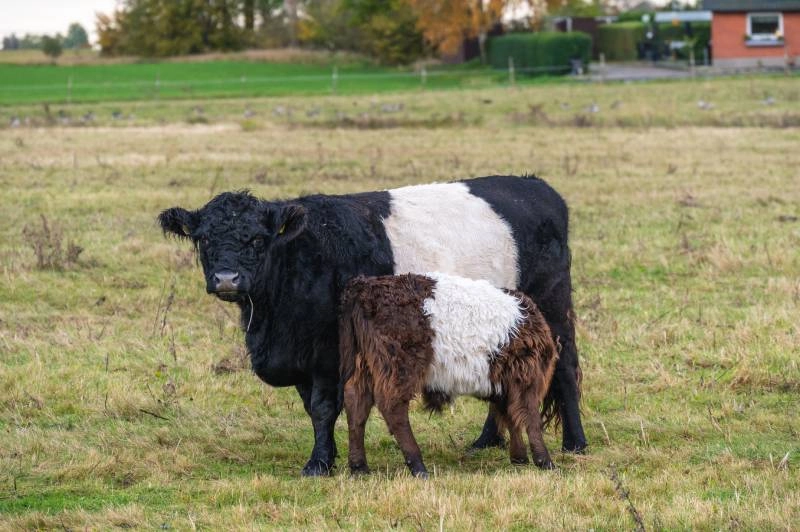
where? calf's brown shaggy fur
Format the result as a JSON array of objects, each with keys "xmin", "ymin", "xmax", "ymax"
[{"xmin": 339, "ymin": 273, "xmax": 559, "ymax": 478}]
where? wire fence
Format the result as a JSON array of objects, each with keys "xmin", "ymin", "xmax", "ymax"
[{"xmin": 0, "ymin": 63, "xmax": 576, "ymax": 104}]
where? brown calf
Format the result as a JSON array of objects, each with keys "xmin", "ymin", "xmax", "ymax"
[{"xmin": 339, "ymin": 272, "xmax": 559, "ymax": 478}]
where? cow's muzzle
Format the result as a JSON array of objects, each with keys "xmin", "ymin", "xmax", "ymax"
[{"xmin": 211, "ymin": 270, "xmax": 243, "ymax": 300}]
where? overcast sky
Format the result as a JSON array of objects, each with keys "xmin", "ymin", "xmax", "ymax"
[{"xmin": 0, "ymin": 0, "xmax": 119, "ymax": 43}]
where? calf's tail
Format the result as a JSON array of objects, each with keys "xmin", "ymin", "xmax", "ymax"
[{"xmin": 337, "ymin": 288, "xmax": 363, "ymax": 412}]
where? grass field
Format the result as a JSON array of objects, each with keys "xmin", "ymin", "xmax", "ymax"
[
  {"xmin": 1, "ymin": 74, "xmax": 799, "ymax": 529},
  {"xmin": 0, "ymin": 54, "xmax": 522, "ymax": 105}
]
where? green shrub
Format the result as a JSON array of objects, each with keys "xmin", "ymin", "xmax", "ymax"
[
  {"xmin": 617, "ymin": 10, "xmax": 653, "ymax": 23},
  {"xmin": 596, "ymin": 22, "xmax": 646, "ymax": 61},
  {"xmin": 488, "ymin": 32, "xmax": 592, "ymax": 75}
]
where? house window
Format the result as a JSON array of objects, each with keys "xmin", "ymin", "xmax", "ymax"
[{"xmin": 747, "ymin": 12, "xmax": 783, "ymax": 41}]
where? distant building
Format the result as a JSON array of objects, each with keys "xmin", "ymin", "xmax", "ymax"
[{"xmin": 705, "ymin": 0, "xmax": 800, "ymax": 68}]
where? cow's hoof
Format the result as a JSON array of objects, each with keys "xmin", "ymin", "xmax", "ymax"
[
  {"xmin": 561, "ymin": 440, "xmax": 587, "ymax": 454},
  {"xmin": 468, "ymin": 434, "xmax": 506, "ymax": 452},
  {"xmin": 349, "ymin": 462, "xmax": 370, "ymax": 476},
  {"xmin": 301, "ymin": 459, "xmax": 333, "ymax": 477}
]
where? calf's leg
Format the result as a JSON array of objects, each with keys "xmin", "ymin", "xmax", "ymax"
[
  {"xmin": 524, "ymin": 391, "xmax": 555, "ymax": 470},
  {"xmin": 343, "ymin": 381, "xmax": 373, "ymax": 475},
  {"xmin": 376, "ymin": 398, "xmax": 428, "ymax": 479},
  {"xmin": 491, "ymin": 404, "xmax": 527, "ymax": 464}
]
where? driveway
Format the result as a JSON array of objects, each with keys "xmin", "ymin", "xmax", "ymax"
[{"xmin": 588, "ymin": 62, "xmax": 693, "ymax": 81}]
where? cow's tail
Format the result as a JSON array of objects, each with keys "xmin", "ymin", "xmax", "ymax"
[{"xmin": 540, "ymin": 328, "xmax": 582, "ymax": 429}]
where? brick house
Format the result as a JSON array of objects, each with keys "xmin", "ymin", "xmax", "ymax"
[{"xmin": 705, "ymin": 0, "xmax": 800, "ymax": 68}]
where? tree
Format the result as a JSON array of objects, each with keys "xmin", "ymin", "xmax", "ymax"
[
  {"xmin": 41, "ymin": 35, "xmax": 63, "ymax": 61},
  {"xmin": 96, "ymin": 0, "xmax": 246, "ymax": 56},
  {"xmin": 405, "ymin": 0, "xmax": 507, "ymax": 63},
  {"xmin": 243, "ymin": 0, "xmax": 255, "ymax": 30},
  {"xmin": 356, "ymin": 0, "xmax": 426, "ymax": 65},
  {"xmin": 2, "ymin": 34, "xmax": 20, "ymax": 50},
  {"xmin": 299, "ymin": 0, "xmax": 362, "ymax": 51},
  {"xmin": 285, "ymin": 0, "xmax": 299, "ymax": 46},
  {"xmin": 18, "ymin": 34, "xmax": 43, "ymax": 49},
  {"xmin": 63, "ymin": 23, "xmax": 89, "ymax": 48},
  {"xmin": 549, "ymin": 0, "xmax": 605, "ymax": 16}
]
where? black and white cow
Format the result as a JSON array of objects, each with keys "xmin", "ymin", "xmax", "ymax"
[{"xmin": 158, "ymin": 175, "xmax": 586, "ymax": 476}]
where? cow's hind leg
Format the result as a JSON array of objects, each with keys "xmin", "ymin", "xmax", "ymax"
[
  {"xmin": 538, "ymin": 273, "xmax": 587, "ymax": 453},
  {"xmin": 377, "ymin": 397, "xmax": 428, "ymax": 479},
  {"xmin": 344, "ymin": 381, "xmax": 373, "ymax": 475}
]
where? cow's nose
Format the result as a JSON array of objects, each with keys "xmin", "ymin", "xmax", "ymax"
[{"xmin": 213, "ymin": 271, "xmax": 240, "ymax": 292}]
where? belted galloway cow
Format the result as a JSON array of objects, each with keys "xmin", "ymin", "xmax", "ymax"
[{"xmin": 158, "ymin": 175, "xmax": 586, "ymax": 476}]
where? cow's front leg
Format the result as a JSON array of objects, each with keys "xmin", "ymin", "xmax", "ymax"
[{"xmin": 300, "ymin": 376, "xmax": 339, "ymax": 477}]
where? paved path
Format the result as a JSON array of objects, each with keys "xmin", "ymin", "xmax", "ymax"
[{"xmin": 587, "ymin": 62, "xmax": 694, "ymax": 81}]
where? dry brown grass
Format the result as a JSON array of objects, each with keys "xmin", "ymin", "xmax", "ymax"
[
  {"xmin": 0, "ymin": 47, "xmax": 366, "ymax": 66},
  {"xmin": 0, "ymin": 80, "xmax": 798, "ymax": 529}
]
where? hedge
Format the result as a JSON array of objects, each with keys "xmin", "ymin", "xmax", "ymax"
[
  {"xmin": 596, "ymin": 22, "xmax": 646, "ymax": 61},
  {"xmin": 488, "ymin": 32, "xmax": 592, "ymax": 75}
]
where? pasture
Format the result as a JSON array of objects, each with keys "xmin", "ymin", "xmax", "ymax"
[
  {"xmin": 0, "ymin": 55, "xmax": 516, "ymax": 105},
  {"xmin": 1, "ymin": 75, "xmax": 799, "ymax": 529}
]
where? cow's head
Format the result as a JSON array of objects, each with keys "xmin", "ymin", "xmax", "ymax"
[{"xmin": 158, "ymin": 191, "xmax": 306, "ymax": 302}]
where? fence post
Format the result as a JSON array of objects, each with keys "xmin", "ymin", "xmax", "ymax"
[
  {"xmin": 155, "ymin": 72, "xmax": 160, "ymax": 100},
  {"xmin": 689, "ymin": 49, "xmax": 696, "ymax": 79},
  {"xmin": 508, "ymin": 56, "xmax": 515, "ymax": 87},
  {"xmin": 332, "ymin": 66, "xmax": 338, "ymax": 94},
  {"xmin": 785, "ymin": 48, "xmax": 791, "ymax": 76},
  {"xmin": 599, "ymin": 53, "xmax": 606, "ymax": 83},
  {"xmin": 67, "ymin": 76, "xmax": 72, "ymax": 104},
  {"xmin": 421, "ymin": 66, "xmax": 427, "ymax": 87},
  {"xmin": 703, "ymin": 47, "xmax": 709, "ymax": 66}
]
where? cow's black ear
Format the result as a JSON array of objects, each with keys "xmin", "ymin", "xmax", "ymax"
[
  {"xmin": 158, "ymin": 207, "xmax": 197, "ymax": 239},
  {"xmin": 266, "ymin": 203, "xmax": 307, "ymax": 244}
]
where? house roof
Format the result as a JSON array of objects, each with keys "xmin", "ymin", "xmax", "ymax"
[
  {"xmin": 704, "ymin": 0, "xmax": 800, "ymax": 11},
  {"xmin": 654, "ymin": 10, "xmax": 712, "ymax": 22}
]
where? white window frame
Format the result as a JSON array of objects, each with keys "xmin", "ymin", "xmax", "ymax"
[{"xmin": 746, "ymin": 12, "xmax": 783, "ymax": 41}]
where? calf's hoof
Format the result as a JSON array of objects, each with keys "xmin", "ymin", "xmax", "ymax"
[
  {"xmin": 412, "ymin": 469, "xmax": 429, "ymax": 480},
  {"xmin": 301, "ymin": 459, "xmax": 334, "ymax": 477},
  {"xmin": 349, "ymin": 462, "xmax": 370, "ymax": 476},
  {"xmin": 535, "ymin": 459, "xmax": 557, "ymax": 471}
]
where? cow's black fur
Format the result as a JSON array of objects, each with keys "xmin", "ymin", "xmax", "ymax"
[
  {"xmin": 467, "ymin": 177, "xmax": 586, "ymax": 452},
  {"xmin": 158, "ymin": 175, "xmax": 586, "ymax": 476}
]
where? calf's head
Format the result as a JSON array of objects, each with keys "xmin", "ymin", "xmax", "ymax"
[{"xmin": 158, "ymin": 191, "xmax": 306, "ymax": 302}]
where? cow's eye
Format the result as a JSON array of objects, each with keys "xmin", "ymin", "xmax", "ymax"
[{"xmin": 252, "ymin": 237, "xmax": 264, "ymax": 248}]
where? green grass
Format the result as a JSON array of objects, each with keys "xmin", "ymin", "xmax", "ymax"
[
  {"xmin": 1, "ymin": 75, "xmax": 799, "ymax": 529},
  {"xmin": 0, "ymin": 59, "xmax": 522, "ymax": 105}
]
